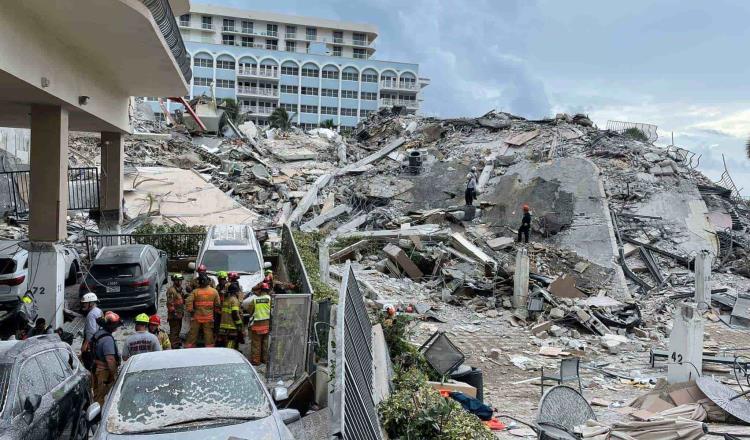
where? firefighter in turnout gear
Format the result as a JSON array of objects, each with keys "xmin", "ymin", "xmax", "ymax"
[
  {"xmin": 148, "ymin": 314, "xmax": 171, "ymax": 350},
  {"xmin": 92, "ymin": 311, "xmax": 122, "ymax": 405},
  {"xmin": 218, "ymin": 283, "xmax": 244, "ymax": 349},
  {"xmin": 184, "ymin": 273, "xmax": 221, "ymax": 348},
  {"xmin": 245, "ymin": 282, "xmax": 272, "ymax": 365},
  {"xmin": 166, "ymin": 273, "xmax": 186, "ymax": 348},
  {"xmin": 188, "ymin": 264, "xmax": 216, "ymax": 291}
]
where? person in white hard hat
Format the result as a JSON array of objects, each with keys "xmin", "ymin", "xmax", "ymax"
[{"xmin": 80, "ymin": 292, "xmax": 102, "ymax": 371}]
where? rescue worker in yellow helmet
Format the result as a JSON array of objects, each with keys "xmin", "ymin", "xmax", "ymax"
[
  {"xmin": 218, "ymin": 283, "xmax": 244, "ymax": 349},
  {"xmin": 244, "ymin": 282, "xmax": 272, "ymax": 365},
  {"xmin": 122, "ymin": 313, "xmax": 161, "ymax": 362}
]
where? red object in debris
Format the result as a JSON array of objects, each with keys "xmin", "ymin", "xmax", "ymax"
[
  {"xmin": 386, "ymin": 307, "xmax": 396, "ymax": 317},
  {"xmin": 484, "ymin": 418, "xmax": 506, "ymax": 431},
  {"xmin": 438, "ymin": 389, "xmax": 451, "ymax": 398},
  {"xmin": 168, "ymin": 96, "xmax": 207, "ymax": 131},
  {"xmin": 406, "ymin": 305, "xmax": 414, "ymax": 313}
]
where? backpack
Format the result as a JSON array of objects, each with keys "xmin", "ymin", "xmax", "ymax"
[{"xmin": 90, "ymin": 331, "xmax": 120, "ymax": 370}]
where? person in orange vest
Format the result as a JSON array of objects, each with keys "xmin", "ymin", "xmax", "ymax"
[
  {"xmin": 184, "ymin": 273, "xmax": 221, "ymax": 348},
  {"xmin": 244, "ymin": 282, "xmax": 272, "ymax": 365}
]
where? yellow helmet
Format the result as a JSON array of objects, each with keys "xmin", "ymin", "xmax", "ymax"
[{"xmin": 135, "ymin": 313, "xmax": 150, "ymax": 324}]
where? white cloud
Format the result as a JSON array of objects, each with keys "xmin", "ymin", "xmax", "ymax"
[{"xmin": 692, "ymin": 109, "xmax": 750, "ymax": 138}]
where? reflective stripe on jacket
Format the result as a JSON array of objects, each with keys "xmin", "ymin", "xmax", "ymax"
[
  {"xmin": 187, "ymin": 287, "xmax": 221, "ymax": 323},
  {"xmin": 252, "ymin": 294, "xmax": 271, "ymax": 322}
]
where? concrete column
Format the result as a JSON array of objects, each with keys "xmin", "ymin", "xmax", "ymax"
[
  {"xmin": 695, "ymin": 250, "xmax": 712, "ymax": 307},
  {"xmin": 27, "ymin": 105, "xmax": 68, "ymax": 329},
  {"xmin": 29, "ymin": 105, "xmax": 68, "ymax": 242},
  {"xmin": 513, "ymin": 248, "xmax": 529, "ymax": 309},
  {"xmin": 100, "ymin": 131, "xmax": 124, "ymax": 227},
  {"xmin": 668, "ymin": 303, "xmax": 704, "ymax": 383},
  {"xmin": 319, "ymin": 240, "xmax": 330, "ymax": 284}
]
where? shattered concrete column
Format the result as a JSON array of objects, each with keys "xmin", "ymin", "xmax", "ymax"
[
  {"xmin": 319, "ymin": 239, "xmax": 330, "ymax": 284},
  {"xmin": 27, "ymin": 105, "xmax": 68, "ymax": 329},
  {"xmin": 100, "ymin": 131, "xmax": 124, "ymax": 231},
  {"xmin": 513, "ymin": 248, "xmax": 529, "ymax": 310},
  {"xmin": 667, "ymin": 303, "xmax": 704, "ymax": 383},
  {"xmin": 694, "ymin": 250, "xmax": 712, "ymax": 307}
]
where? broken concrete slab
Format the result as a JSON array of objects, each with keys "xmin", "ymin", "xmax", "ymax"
[
  {"xmin": 505, "ymin": 129, "xmax": 540, "ymax": 147},
  {"xmin": 287, "ymin": 173, "xmax": 333, "ymax": 225},
  {"xmin": 331, "ymin": 240, "xmax": 370, "ymax": 262},
  {"xmin": 549, "ymin": 274, "xmax": 586, "ymax": 299},
  {"xmin": 451, "ymin": 233, "xmax": 495, "ymax": 268},
  {"xmin": 337, "ymin": 137, "xmax": 405, "ymax": 176},
  {"xmin": 487, "ymin": 236, "xmax": 514, "ymax": 250},
  {"xmin": 383, "ymin": 243, "xmax": 423, "ymax": 281},
  {"xmin": 272, "ymin": 147, "xmax": 317, "ymax": 162},
  {"xmin": 300, "ymin": 204, "xmax": 352, "ymax": 232}
]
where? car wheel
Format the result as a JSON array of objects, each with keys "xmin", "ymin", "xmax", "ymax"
[
  {"xmin": 65, "ymin": 261, "xmax": 79, "ymax": 286},
  {"xmin": 71, "ymin": 401, "xmax": 89, "ymax": 440}
]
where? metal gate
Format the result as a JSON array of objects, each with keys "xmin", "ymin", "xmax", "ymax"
[
  {"xmin": 85, "ymin": 232, "xmax": 205, "ymax": 260},
  {"xmin": 330, "ymin": 261, "xmax": 382, "ymax": 440},
  {"xmin": 0, "ymin": 167, "xmax": 100, "ymax": 216},
  {"xmin": 266, "ymin": 293, "xmax": 312, "ymax": 384}
]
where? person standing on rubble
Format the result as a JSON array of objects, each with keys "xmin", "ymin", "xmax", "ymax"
[
  {"xmin": 80, "ymin": 292, "xmax": 102, "ymax": 371},
  {"xmin": 465, "ymin": 172, "xmax": 477, "ymax": 206},
  {"xmin": 218, "ymin": 283, "xmax": 244, "ymax": 349},
  {"xmin": 185, "ymin": 273, "xmax": 221, "ymax": 348},
  {"xmin": 92, "ymin": 311, "xmax": 122, "ymax": 406},
  {"xmin": 517, "ymin": 204, "xmax": 532, "ymax": 243},
  {"xmin": 245, "ymin": 282, "xmax": 272, "ymax": 365},
  {"xmin": 166, "ymin": 273, "xmax": 186, "ymax": 348},
  {"xmin": 122, "ymin": 313, "xmax": 162, "ymax": 362}
]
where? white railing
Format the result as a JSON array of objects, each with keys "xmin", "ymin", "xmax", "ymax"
[
  {"xmin": 240, "ymin": 105, "xmax": 274, "ymax": 115},
  {"xmin": 201, "ymin": 23, "xmax": 213, "ymax": 30},
  {"xmin": 380, "ymin": 80, "xmax": 418, "ymax": 90},
  {"xmin": 237, "ymin": 86, "xmax": 279, "ymax": 97},
  {"xmin": 237, "ymin": 67, "xmax": 279, "ymax": 79},
  {"xmin": 380, "ymin": 98, "xmax": 418, "ymax": 108}
]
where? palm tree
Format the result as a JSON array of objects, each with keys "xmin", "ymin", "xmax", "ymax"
[
  {"xmin": 269, "ymin": 108, "xmax": 294, "ymax": 131},
  {"xmin": 321, "ymin": 119, "xmax": 336, "ymax": 129},
  {"xmin": 218, "ymin": 98, "xmax": 247, "ymax": 133}
]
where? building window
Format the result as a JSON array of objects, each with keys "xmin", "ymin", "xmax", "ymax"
[
  {"xmin": 322, "ymin": 70, "xmax": 339, "ymax": 79},
  {"xmin": 400, "ymin": 78, "xmax": 416, "ymax": 89},
  {"xmin": 353, "ymin": 48, "xmax": 367, "ymax": 59},
  {"xmin": 306, "ymin": 27, "xmax": 317, "ymax": 41},
  {"xmin": 266, "ymin": 39, "xmax": 278, "ymax": 50},
  {"xmin": 321, "ymin": 88, "xmax": 338, "ymax": 97},
  {"xmin": 193, "ymin": 58, "xmax": 213, "ymax": 68},
  {"xmin": 280, "ymin": 85, "xmax": 298, "ymax": 94},
  {"xmin": 361, "ymin": 73, "xmax": 377, "ymax": 83},
  {"xmin": 300, "ymin": 123, "xmax": 318, "ymax": 130},
  {"xmin": 361, "ymin": 92, "xmax": 377, "ymax": 100},
  {"xmin": 301, "ymin": 87, "xmax": 319, "ymax": 96},
  {"xmin": 201, "ymin": 16, "xmax": 212, "ymax": 29},
  {"xmin": 179, "ymin": 14, "xmax": 190, "ymax": 27},
  {"xmin": 341, "ymin": 71, "xmax": 358, "ymax": 81},
  {"xmin": 285, "ymin": 25, "xmax": 296, "ymax": 39},
  {"xmin": 301, "ymin": 67, "xmax": 319, "ymax": 77},
  {"xmin": 266, "ymin": 24, "xmax": 278, "ymax": 37},
  {"xmin": 353, "ymin": 32, "xmax": 366, "ymax": 45},
  {"xmin": 281, "ymin": 103, "xmax": 298, "ymax": 112},
  {"xmin": 341, "ymin": 108, "xmax": 357, "ymax": 116},
  {"xmin": 333, "ymin": 30, "xmax": 344, "ymax": 44},
  {"xmin": 216, "ymin": 79, "xmax": 235, "ymax": 89},
  {"xmin": 341, "ymin": 90, "xmax": 358, "ymax": 99},
  {"xmin": 301, "ymin": 105, "xmax": 317, "ymax": 113},
  {"xmin": 242, "ymin": 20, "xmax": 253, "ymax": 34},
  {"xmin": 332, "ymin": 46, "xmax": 342, "ymax": 57},
  {"xmin": 216, "ymin": 60, "xmax": 235, "ymax": 70},
  {"xmin": 321, "ymin": 106, "xmax": 338, "ymax": 115},
  {"xmin": 281, "ymin": 66, "xmax": 299, "ymax": 76},
  {"xmin": 241, "ymin": 36, "xmax": 254, "ymax": 47},
  {"xmin": 360, "ymin": 109, "xmax": 375, "ymax": 118},
  {"xmin": 194, "ymin": 77, "xmax": 212, "ymax": 86},
  {"xmin": 222, "ymin": 34, "xmax": 236, "ymax": 46},
  {"xmin": 285, "ymin": 41, "xmax": 296, "ymax": 52},
  {"xmin": 223, "ymin": 19, "xmax": 235, "ymax": 32}
]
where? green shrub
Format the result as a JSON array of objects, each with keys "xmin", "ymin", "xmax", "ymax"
[
  {"xmin": 291, "ymin": 230, "xmax": 337, "ymax": 302},
  {"xmin": 132, "ymin": 223, "xmax": 206, "ymax": 258},
  {"xmin": 623, "ymin": 127, "xmax": 649, "ymax": 142}
]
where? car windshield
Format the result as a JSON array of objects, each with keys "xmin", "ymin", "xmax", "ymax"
[
  {"xmin": 107, "ymin": 363, "xmax": 272, "ymax": 434},
  {"xmin": 90, "ymin": 264, "xmax": 141, "ymax": 279},
  {"xmin": 201, "ymin": 250, "xmax": 260, "ymax": 273},
  {"xmin": 0, "ymin": 364, "xmax": 10, "ymax": 414}
]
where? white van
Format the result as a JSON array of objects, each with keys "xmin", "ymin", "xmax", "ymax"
[{"xmin": 190, "ymin": 224, "xmax": 269, "ymax": 294}]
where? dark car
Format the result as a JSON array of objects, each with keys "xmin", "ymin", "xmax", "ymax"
[
  {"xmin": 79, "ymin": 244, "xmax": 168, "ymax": 314},
  {"xmin": 0, "ymin": 334, "xmax": 93, "ymax": 440}
]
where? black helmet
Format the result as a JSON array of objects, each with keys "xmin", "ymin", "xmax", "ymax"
[{"xmin": 197, "ymin": 272, "xmax": 210, "ymax": 287}]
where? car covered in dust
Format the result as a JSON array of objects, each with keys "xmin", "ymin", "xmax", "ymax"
[{"xmin": 89, "ymin": 348, "xmax": 299, "ymax": 439}]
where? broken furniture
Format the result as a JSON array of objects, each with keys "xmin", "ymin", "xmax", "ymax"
[
  {"xmin": 420, "ymin": 331, "xmax": 465, "ymax": 377},
  {"xmin": 536, "ymin": 385, "xmax": 595, "ymax": 440},
  {"xmin": 540, "ymin": 358, "xmax": 583, "ymax": 396}
]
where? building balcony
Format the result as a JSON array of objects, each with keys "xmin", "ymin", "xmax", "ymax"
[
  {"xmin": 238, "ymin": 67, "xmax": 279, "ymax": 79},
  {"xmin": 240, "ymin": 105, "xmax": 274, "ymax": 116},
  {"xmin": 380, "ymin": 98, "xmax": 418, "ymax": 109},
  {"xmin": 380, "ymin": 80, "xmax": 418, "ymax": 91},
  {"xmin": 237, "ymin": 86, "xmax": 279, "ymax": 98}
]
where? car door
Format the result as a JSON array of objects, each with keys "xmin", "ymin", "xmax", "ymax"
[
  {"xmin": 11, "ymin": 356, "xmax": 50, "ymax": 440},
  {"xmin": 37, "ymin": 350, "xmax": 75, "ymax": 439}
]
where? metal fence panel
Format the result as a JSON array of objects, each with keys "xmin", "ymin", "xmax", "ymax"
[
  {"xmin": 266, "ymin": 293, "xmax": 312, "ymax": 384},
  {"xmin": 605, "ymin": 120, "xmax": 659, "ymax": 143},
  {"xmin": 331, "ymin": 262, "xmax": 382, "ymax": 440},
  {"xmin": 0, "ymin": 167, "xmax": 100, "ymax": 216},
  {"xmin": 85, "ymin": 233, "xmax": 205, "ymax": 260}
]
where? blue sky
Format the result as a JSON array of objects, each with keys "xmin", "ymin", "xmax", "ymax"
[{"xmin": 206, "ymin": 0, "xmax": 750, "ymax": 193}]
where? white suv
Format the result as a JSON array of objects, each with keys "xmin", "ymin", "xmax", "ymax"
[{"xmin": 191, "ymin": 224, "xmax": 269, "ymax": 294}]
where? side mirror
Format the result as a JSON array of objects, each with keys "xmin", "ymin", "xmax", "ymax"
[
  {"xmin": 24, "ymin": 395, "xmax": 41, "ymax": 414},
  {"xmin": 263, "ymin": 261, "xmax": 272, "ymax": 269},
  {"xmin": 86, "ymin": 402, "xmax": 101, "ymax": 424},
  {"xmin": 278, "ymin": 408, "xmax": 300, "ymax": 425},
  {"xmin": 187, "ymin": 262, "xmax": 196, "ymax": 270}
]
